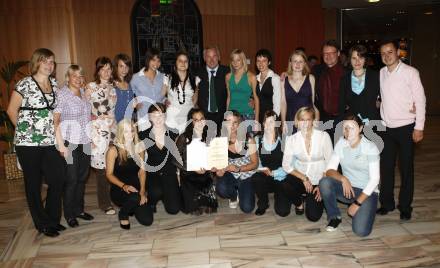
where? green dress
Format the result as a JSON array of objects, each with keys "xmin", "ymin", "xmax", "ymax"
[{"xmin": 228, "ymin": 72, "xmax": 254, "ymax": 116}]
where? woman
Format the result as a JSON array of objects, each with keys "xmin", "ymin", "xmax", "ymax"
[
  {"xmin": 255, "ymin": 49, "xmax": 281, "ymax": 124},
  {"xmin": 175, "ymin": 108, "xmax": 218, "ymax": 215},
  {"xmin": 281, "ymin": 50, "xmax": 317, "ymax": 133},
  {"xmin": 319, "ymin": 113, "xmax": 380, "ymax": 237},
  {"xmin": 54, "ymin": 64, "xmax": 93, "ymax": 228},
  {"xmin": 130, "ymin": 48, "xmax": 167, "ymax": 131},
  {"xmin": 282, "ymin": 107, "xmax": 333, "ymax": 220},
  {"xmin": 113, "ymin": 54, "xmax": 135, "ymax": 123},
  {"xmin": 339, "ymin": 45, "xmax": 380, "ymax": 124},
  {"xmin": 139, "ymin": 103, "xmax": 181, "ymax": 214},
  {"xmin": 106, "ymin": 119, "xmax": 153, "ymax": 229},
  {"xmin": 85, "ymin": 57, "xmax": 117, "ymax": 215},
  {"xmin": 226, "ymin": 49, "xmax": 259, "ymax": 128},
  {"xmin": 215, "ymin": 110, "xmax": 258, "ymax": 213},
  {"xmin": 252, "ymin": 110, "xmax": 286, "ymax": 216},
  {"xmin": 7, "ymin": 48, "xmax": 65, "ymax": 237},
  {"xmin": 165, "ymin": 51, "xmax": 199, "ymax": 133}
]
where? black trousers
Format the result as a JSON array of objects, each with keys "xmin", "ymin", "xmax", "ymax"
[
  {"xmin": 275, "ymin": 175, "xmax": 324, "ymax": 221},
  {"xmin": 181, "ymin": 172, "xmax": 217, "ymax": 213},
  {"xmin": 147, "ymin": 172, "xmax": 181, "ymax": 214},
  {"xmin": 16, "ymin": 145, "xmax": 65, "ymax": 231},
  {"xmin": 206, "ymin": 111, "xmax": 224, "ymax": 136},
  {"xmin": 111, "ymin": 189, "xmax": 153, "ymax": 226},
  {"xmin": 380, "ymin": 123, "xmax": 415, "ymax": 214},
  {"xmin": 63, "ymin": 143, "xmax": 91, "ymax": 220}
]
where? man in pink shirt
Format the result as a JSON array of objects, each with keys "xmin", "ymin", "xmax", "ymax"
[{"xmin": 376, "ymin": 40, "xmax": 426, "ymax": 221}]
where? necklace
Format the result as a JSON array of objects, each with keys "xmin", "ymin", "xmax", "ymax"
[
  {"xmin": 177, "ymin": 80, "xmax": 186, "ymax": 105},
  {"xmin": 353, "ymin": 69, "xmax": 365, "ymax": 78}
]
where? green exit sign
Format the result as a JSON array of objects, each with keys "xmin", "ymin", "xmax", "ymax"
[{"xmin": 160, "ymin": 0, "xmax": 173, "ymax": 4}]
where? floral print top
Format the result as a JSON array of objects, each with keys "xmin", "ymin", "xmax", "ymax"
[
  {"xmin": 14, "ymin": 76, "xmax": 57, "ymax": 146},
  {"xmin": 85, "ymin": 82, "xmax": 117, "ymax": 169}
]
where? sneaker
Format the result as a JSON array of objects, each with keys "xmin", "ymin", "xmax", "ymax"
[
  {"xmin": 229, "ymin": 197, "xmax": 239, "ymax": 209},
  {"xmin": 326, "ymin": 218, "xmax": 342, "ymax": 232}
]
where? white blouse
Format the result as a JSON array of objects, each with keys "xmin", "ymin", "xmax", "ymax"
[{"xmin": 282, "ymin": 129, "xmax": 333, "ymax": 185}]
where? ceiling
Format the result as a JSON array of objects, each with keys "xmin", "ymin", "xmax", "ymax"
[{"xmin": 322, "ymin": 0, "xmax": 440, "ymax": 9}]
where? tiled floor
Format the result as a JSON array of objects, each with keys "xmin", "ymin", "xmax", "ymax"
[{"xmin": 1, "ymin": 117, "xmax": 440, "ymax": 267}]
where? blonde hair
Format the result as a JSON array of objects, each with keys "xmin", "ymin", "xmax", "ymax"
[
  {"xmin": 287, "ymin": 50, "xmax": 310, "ymax": 76},
  {"xmin": 203, "ymin": 45, "xmax": 221, "ymax": 60},
  {"xmin": 114, "ymin": 119, "xmax": 141, "ymax": 164},
  {"xmin": 294, "ymin": 106, "xmax": 316, "ymax": 129},
  {"xmin": 64, "ymin": 64, "xmax": 84, "ymax": 84},
  {"xmin": 230, "ymin": 49, "xmax": 248, "ymax": 73},
  {"xmin": 30, "ymin": 48, "xmax": 55, "ymax": 75}
]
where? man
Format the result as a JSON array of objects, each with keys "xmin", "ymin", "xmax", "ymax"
[
  {"xmin": 196, "ymin": 46, "xmax": 229, "ymax": 135},
  {"xmin": 313, "ymin": 40, "xmax": 346, "ymax": 140},
  {"xmin": 376, "ymin": 40, "xmax": 426, "ymax": 221}
]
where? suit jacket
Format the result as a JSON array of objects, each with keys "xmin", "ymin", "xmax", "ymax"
[
  {"xmin": 196, "ymin": 64, "xmax": 229, "ymax": 114},
  {"xmin": 338, "ymin": 68, "xmax": 380, "ymax": 121}
]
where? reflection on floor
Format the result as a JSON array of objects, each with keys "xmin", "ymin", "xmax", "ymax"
[{"xmin": 1, "ymin": 117, "xmax": 440, "ymax": 267}]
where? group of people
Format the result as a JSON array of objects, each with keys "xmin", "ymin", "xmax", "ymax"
[{"xmin": 7, "ymin": 38, "xmax": 426, "ymax": 238}]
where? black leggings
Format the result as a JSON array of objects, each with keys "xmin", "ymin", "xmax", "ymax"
[
  {"xmin": 276, "ymin": 175, "xmax": 324, "ymax": 221},
  {"xmin": 15, "ymin": 145, "xmax": 65, "ymax": 231},
  {"xmin": 147, "ymin": 173, "xmax": 181, "ymax": 214},
  {"xmin": 111, "ymin": 188, "xmax": 153, "ymax": 226}
]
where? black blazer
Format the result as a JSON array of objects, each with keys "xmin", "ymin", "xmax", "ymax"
[
  {"xmin": 196, "ymin": 64, "xmax": 229, "ymax": 114},
  {"xmin": 338, "ymin": 68, "xmax": 380, "ymax": 121}
]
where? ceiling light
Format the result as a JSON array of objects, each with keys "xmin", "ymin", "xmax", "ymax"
[
  {"xmin": 424, "ymin": 11, "xmax": 433, "ymax": 15},
  {"xmin": 367, "ymin": 0, "xmax": 380, "ymax": 2}
]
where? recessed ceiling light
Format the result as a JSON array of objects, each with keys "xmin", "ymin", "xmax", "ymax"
[
  {"xmin": 367, "ymin": 0, "xmax": 380, "ymax": 2},
  {"xmin": 425, "ymin": 11, "xmax": 433, "ymax": 15}
]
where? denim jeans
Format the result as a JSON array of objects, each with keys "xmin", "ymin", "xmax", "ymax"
[
  {"xmin": 319, "ymin": 176, "xmax": 378, "ymax": 237},
  {"xmin": 216, "ymin": 172, "xmax": 255, "ymax": 213}
]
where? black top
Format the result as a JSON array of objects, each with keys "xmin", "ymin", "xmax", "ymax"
[
  {"xmin": 257, "ymin": 77, "xmax": 273, "ymax": 123},
  {"xmin": 111, "ymin": 147, "xmax": 140, "ymax": 190},
  {"xmin": 258, "ymin": 137, "xmax": 283, "ymax": 171},
  {"xmin": 338, "ymin": 68, "xmax": 380, "ymax": 121},
  {"xmin": 139, "ymin": 127, "xmax": 179, "ymax": 175},
  {"xmin": 196, "ymin": 64, "xmax": 230, "ymax": 114}
]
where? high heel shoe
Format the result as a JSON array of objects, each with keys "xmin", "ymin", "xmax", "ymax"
[{"xmin": 118, "ymin": 212, "xmax": 130, "ymax": 230}]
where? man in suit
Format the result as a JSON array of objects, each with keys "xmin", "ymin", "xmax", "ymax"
[{"xmin": 196, "ymin": 46, "xmax": 229, "ymax": 135}]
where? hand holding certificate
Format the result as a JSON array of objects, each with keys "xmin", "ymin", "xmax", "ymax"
[{"xmin": 187, "ymin": 137, "xmax": 228, "ymax": 171}]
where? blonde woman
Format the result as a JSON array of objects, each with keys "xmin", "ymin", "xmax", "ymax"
[
  {"xmin": 226, "ymin": 49, "xmax": 259, "ymax": 126},
  {"xmin": 282, "ymin": 107, "xmax": 332, "ymax": 220},
  {"xmin": 281, "ymin": 50, "xmax": 317, "ymax": 133},
  {"xmin": 54, "ymin": 64, "xmax": 93, "ymax": 228},
  {"xmin": 106, "ymin": 119, "xmax": 153, "ymax": 229},
  {"xmin": 7, "ymin": 48, "xmax": 65, "ymax": 237}
]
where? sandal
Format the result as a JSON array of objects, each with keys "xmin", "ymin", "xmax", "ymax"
[{"xmin": 104, "ymin": 206, "xmax": 116, "ymax": 215}]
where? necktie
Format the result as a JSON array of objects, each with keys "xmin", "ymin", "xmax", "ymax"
[{"xmin": 209, "ymin": 70, "xmax": 217, "ymax": 112}]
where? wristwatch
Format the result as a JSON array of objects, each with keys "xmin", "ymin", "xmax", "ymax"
[{"xmin": 353, "ymin": 200, "xmax": 362, "ymax": 206}]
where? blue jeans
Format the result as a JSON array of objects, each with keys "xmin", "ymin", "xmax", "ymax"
[
  {"xmin": 216, "ymin": 172, "xmax": 255, "ymax": 213},
  {"xmin": 319, "ymin": 176, "xmax": 378, "ymax": 237}
]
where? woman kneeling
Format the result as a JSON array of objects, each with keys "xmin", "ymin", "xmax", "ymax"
[
  {"xmin": 320, "ymin": 113, "xmax": 380, "ymax": 237},
  {"xmin": 106, "ymin": 119, "xmax": 153, "ymax": 229}
]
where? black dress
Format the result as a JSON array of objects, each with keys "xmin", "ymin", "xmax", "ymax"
[
  {"xmin": 257, "ymin": 77, "xmax": 274, "ymax": 123},
  {"xmin": 176, "ymin": 135, "xmax": 218, "ymax": 214},
  {"xmin": 110, "ymin": 147, "xmax": 153, "ymax": 226}
]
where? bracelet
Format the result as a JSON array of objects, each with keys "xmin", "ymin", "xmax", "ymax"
[
  {"xmin": 353, "ymin": 200, "xmax": 362, "ymax": 206},
  {"xmin": 237, "ymin": 166, "xmax": 241, "ymax": 172},
  {"xmin": 121, "ymin": 184, "xmax": 126, "ymax": 190},
  {"xmin": 303, "ymin": 176, "xmax": 310, "ymax": 182}
]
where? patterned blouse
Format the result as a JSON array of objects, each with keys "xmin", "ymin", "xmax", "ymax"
[
  {"xmin": 86, "ymin": 82, "xmax": 117, "ymax": 169},
  {"xmin": 14, "ymin": 76, "xmax": 57, "ymax": 146}
]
